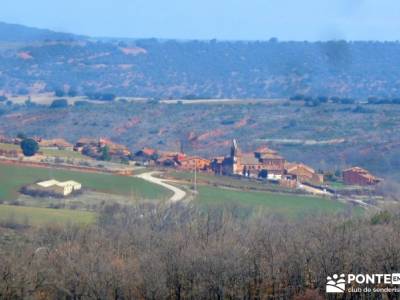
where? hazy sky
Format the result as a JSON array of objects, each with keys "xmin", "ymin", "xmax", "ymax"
[{"xmin": 1, "ymin": 0, "xmax": 400, "ymax": 41}]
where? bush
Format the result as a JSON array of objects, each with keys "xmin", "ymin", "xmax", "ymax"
[
  {"xmin": 20, "ymin": 138, "xmax": 39, "ymax": 156},
  {"xmin": 85, "ymin": 92, "xmax": 116, "ymax": 101},
  {"xmin": 74, "ymin": 100, "xmax": 91, "ymax": 107},
  {"xmin": 55, "ymin": 89, "xmax": 65, "ymax": 97},
  {"xmin": 371, "ymin": 211, "xmax": 391, "ymax": 225},
  {"xmin": 50, "ymin": 99, "xmax": 68, "ymax": 108},
  {"xmin": 68, "ymin": 89, "xmax": 78, "ymax": 97},
  {"xmin": 100, "ymin": 146, "xmax": 111, "ymax": 161}
]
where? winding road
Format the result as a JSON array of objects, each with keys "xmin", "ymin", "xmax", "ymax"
[{"xmin": 136, "ymin": 171, "xmax": 187, "ymax": 202}]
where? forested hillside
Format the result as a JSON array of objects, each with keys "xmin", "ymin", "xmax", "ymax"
[{"xmin": 1, "ymin": 22, "xmax": 400, "ymax": 99}]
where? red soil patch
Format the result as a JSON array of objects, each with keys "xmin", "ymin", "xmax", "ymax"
[
  {"xmin": 234, "ymin": 117, "xmax": 248, "ymax": 128},
  {"xmin": 115, "ymin": 117, "xmax": 141, "ymax": 134},
  {"xmin": 197, "ymin": 129, "xmax": 225, "ymax": 141},
  {"xmin": 120, "ymin": 47, "xmax": 147, "ymax": 56},
  {"xmin": 17, "ymin": 51, "xmax": 33, "ymax": 60}
]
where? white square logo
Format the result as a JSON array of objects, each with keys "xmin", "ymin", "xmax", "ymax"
[{"xmin": 392, "ymin": 274, "xmax": 400, "ymax": 285}]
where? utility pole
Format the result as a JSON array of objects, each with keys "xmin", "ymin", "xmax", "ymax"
[{"xmin": 194, "ymin": 159, "xmax": 197, "ymax": 193}]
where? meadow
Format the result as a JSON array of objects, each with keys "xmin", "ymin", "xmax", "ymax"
[
  {"xmin": 0, "ymin": 163, "xmax": 171, "ymax": 201},
  {"xmin": 165, "ymin": 170, "xmax": 361, "ymax": 217},
  {"xmin": 196, "ymin": 185, "xmax": 360, "ymax": 218},
  {"xmin": 0, "ymin": 205, "xmax": 95, "ymax": 225}
]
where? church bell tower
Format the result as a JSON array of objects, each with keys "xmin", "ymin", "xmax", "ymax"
[{"xmin": 231, "ymin": 139, "xmax": 241, "ymax": 174}]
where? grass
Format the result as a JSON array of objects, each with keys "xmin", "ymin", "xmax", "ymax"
[
  {"xmin": 327, "ymin": 181, "xmax": 347, "ymax": 189},
  {"xmin": 0, "ymin": 205, "xmax": 95, "ymax": 225},
  {"xmin": 40, "ymin": 148, "xmax": 87, "ymax": 159},
  {"xmin": 0, "ymin": 163, "xmax": 171, "ymax": 201},
  {"xmin": 0, "ymin": 143, "xmax": 87, "ymax": 159},
  {"xmin": 196, "ymin": 185, "xmax": 361, "ymax": 218},
  {"xmin": 166, "ymin": 170, "xmax": 295, "ymax": 193},
  {"xmin": 0, "ymin": 143, "xmax": 19, "ymax": 151}
]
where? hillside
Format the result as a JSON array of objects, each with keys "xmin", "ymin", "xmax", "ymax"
[
  {"xmin": 1, "ymin": 22, "xmax": 400, "ymax": 98},
  {"xmin": 0, "ymin": 22, "xmax": 84, "ymax": 43},
  {"xmin": 0, "ymin": 100, "xmax": 399, "ymax": 179}
]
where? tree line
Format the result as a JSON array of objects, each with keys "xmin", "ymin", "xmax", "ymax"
[{"xmin": 1, "ymin": 203, "xmax": 400, "ymax": 299}]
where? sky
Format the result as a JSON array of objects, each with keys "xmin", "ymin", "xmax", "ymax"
[{"xmin": 1, "ymin": 0, "xmax": 400, "ymax": 41}]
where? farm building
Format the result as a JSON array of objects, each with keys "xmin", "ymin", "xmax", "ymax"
[
  {"xmin": 285, "ymin": 163, "xmax": 324, "ymax": 185},
  {"xmin": 343, "ymin": 167, "xmax": 380, "ymax": 186},
  {"xmin": 135, "ymin": 147, "xmax": 157, "ymax": 157},
  {"xmin": 133, "ymin": 147, "xmax": 158, "ymax": 165},
  {"xmin": 156, "ymin": 151, "xmax": 186, "ymax": 167},
  {"xmin": 22, "ymin": 179, "xmax": 82, "ymax": 197},
  {"xmin": 178, "ymin": 156, "xmax": 211, "ymax": 171}
]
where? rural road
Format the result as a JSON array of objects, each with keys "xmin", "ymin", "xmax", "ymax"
[
  {"xmin": 136, "ymin": 171, "xmax": 187, "ymax": 202},
  {"xmin": 297, "ymin": 183, "xmax": 333, "ymax": 196}
]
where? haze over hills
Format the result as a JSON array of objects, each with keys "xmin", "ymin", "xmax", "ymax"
[
  {"xmin": 0, "ymin": 21, "xmax": 85, "ymax": 42},
  {"xmin": 1, "ymin": 21, "xmax": 400, "ymax": 99}
]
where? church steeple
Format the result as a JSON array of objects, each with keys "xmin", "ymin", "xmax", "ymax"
[
  {"xmin": 231, "ymin": 139, "xmax": 240, "ymax": 157},
  {"xmin": 231, "ymin": 139, "xmax": 241, "ymax": 174}
]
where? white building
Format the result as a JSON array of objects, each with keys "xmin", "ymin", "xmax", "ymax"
[{"xmin": 37, "ymin": 179, "xmax": 82, "ymax": 196}]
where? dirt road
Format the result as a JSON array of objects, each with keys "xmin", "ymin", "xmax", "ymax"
[
  {"xmin": 136, "ymin": 171, "xmax": 187, "ymax": 202},
  {"xmin": 297, "ymin": 183, "xmax": 333, "ymax": 196}
]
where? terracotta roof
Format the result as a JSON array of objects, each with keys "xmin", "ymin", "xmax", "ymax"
[
  {"xmin": 141, "ymin": 147, "xmax": 156, "ymax": 156},
  {"xmin": 259, "ymin": 152, "xmax": 284, "ymax": 160},
  {"xmin": 344, "ymin": 167, "xmax": 377, "ymax": 180},
  {"xmin": 241, "ymin": 153, "xmax": 261, "ymax": 165},
  {"xmin": 180, "ymin": 156, "xmax": 210, "ymax": 163},
  {"xmin": 255, "ymin": 145, "xmax": 277, "ymax": 154},
  {"xmin": 344, "ymin": 166, "xmax": 369, "ymax": 174},
  {"xmin": 159, "ymin": 151, "xmax": 185, "ymax": 158},
  {"xmin": 285, "ymin": 163, "xmax": 315, "ymax": 174},
  {"xmin": 212, "ymin": 156, "xmax": 225, "ymax": 163}
]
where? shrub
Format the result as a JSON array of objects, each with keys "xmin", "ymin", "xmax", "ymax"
[
  {"xmin": 50, "ymin": 99, "xmax": 68, "ymax": 108},
  {"xmin": 20, "ymin": 138, "xmax": 39, "ymax": 156}
]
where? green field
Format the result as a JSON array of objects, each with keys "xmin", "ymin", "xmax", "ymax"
[
  {"xmin": 0, "ymin": 205, "xmax": 95, "ymax": 225},
  {"xmin": 327, "ymin": 181, "xmax": 346, "ymax": 189},
  {"xmin": 0, "ymin": 163, "xmax": 171, "ymax": 201},
  {"xmin": 0, "ymin": 143, "xmax": 87, "ymax": 159},
  {"xmin": 41, "ymin": 148, "xmax": 88, "ymax": 159},
  {"xmin": 0, "ymin": 143, "xmax": 20, "ymax": 151},
  {"xmin": 166, "ymin": 170, "xmax": 295, "ymax": 193},
  {"xmin": 196, "ymin": 185, "xmax": 360, "ymax": 217}
]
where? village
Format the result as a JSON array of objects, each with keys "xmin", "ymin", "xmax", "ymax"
[{"xmin": 0, "ymin": 134, "xmax": 381, "ymax": 199}]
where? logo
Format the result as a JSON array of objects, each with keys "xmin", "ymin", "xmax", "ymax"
[
  {"xmin": 326, "ymin": 274, "xmax": 346, "ymax": 293},
  {"xmin": 326, "ymin": 273, "xmax": 400, "ymax": 293},
  {"xmin": 392, "ymin": 274, "xmax": 400, "ymax": 285}
]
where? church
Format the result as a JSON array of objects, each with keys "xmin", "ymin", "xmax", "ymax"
[{"xmin": 218, "ymin": 139, "xmax": 286, "ymax": 180}]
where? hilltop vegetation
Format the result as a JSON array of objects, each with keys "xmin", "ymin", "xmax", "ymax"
[{"xmin": 2, "ymin": 23, "xmax": 400, "ymax": 98}]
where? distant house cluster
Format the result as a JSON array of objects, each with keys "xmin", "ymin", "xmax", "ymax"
[
  {"xmin": 74, "ymin": 138, "xmax": 131, "ymax": 159},
  {"xmin": 134, "ymin": 139, "xmax": 324, "ymax": 188},
  {"xmin": 0, "ymin": 133, "xmax": 382, "ymax": 188},
  {"xmin": 133, "ymin": 139, "xmax": 384, "ymax": 188},
  {"xmin": 21, "ymin": 179, "xmax": 82, "ymax": 198},
  {"xmin": 210, "ymin": 139, "xmax": 324, "ymax": 187},
  {"xmin": 134, "ymin": 148, "xmax": 211, "ymax": 171}
]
